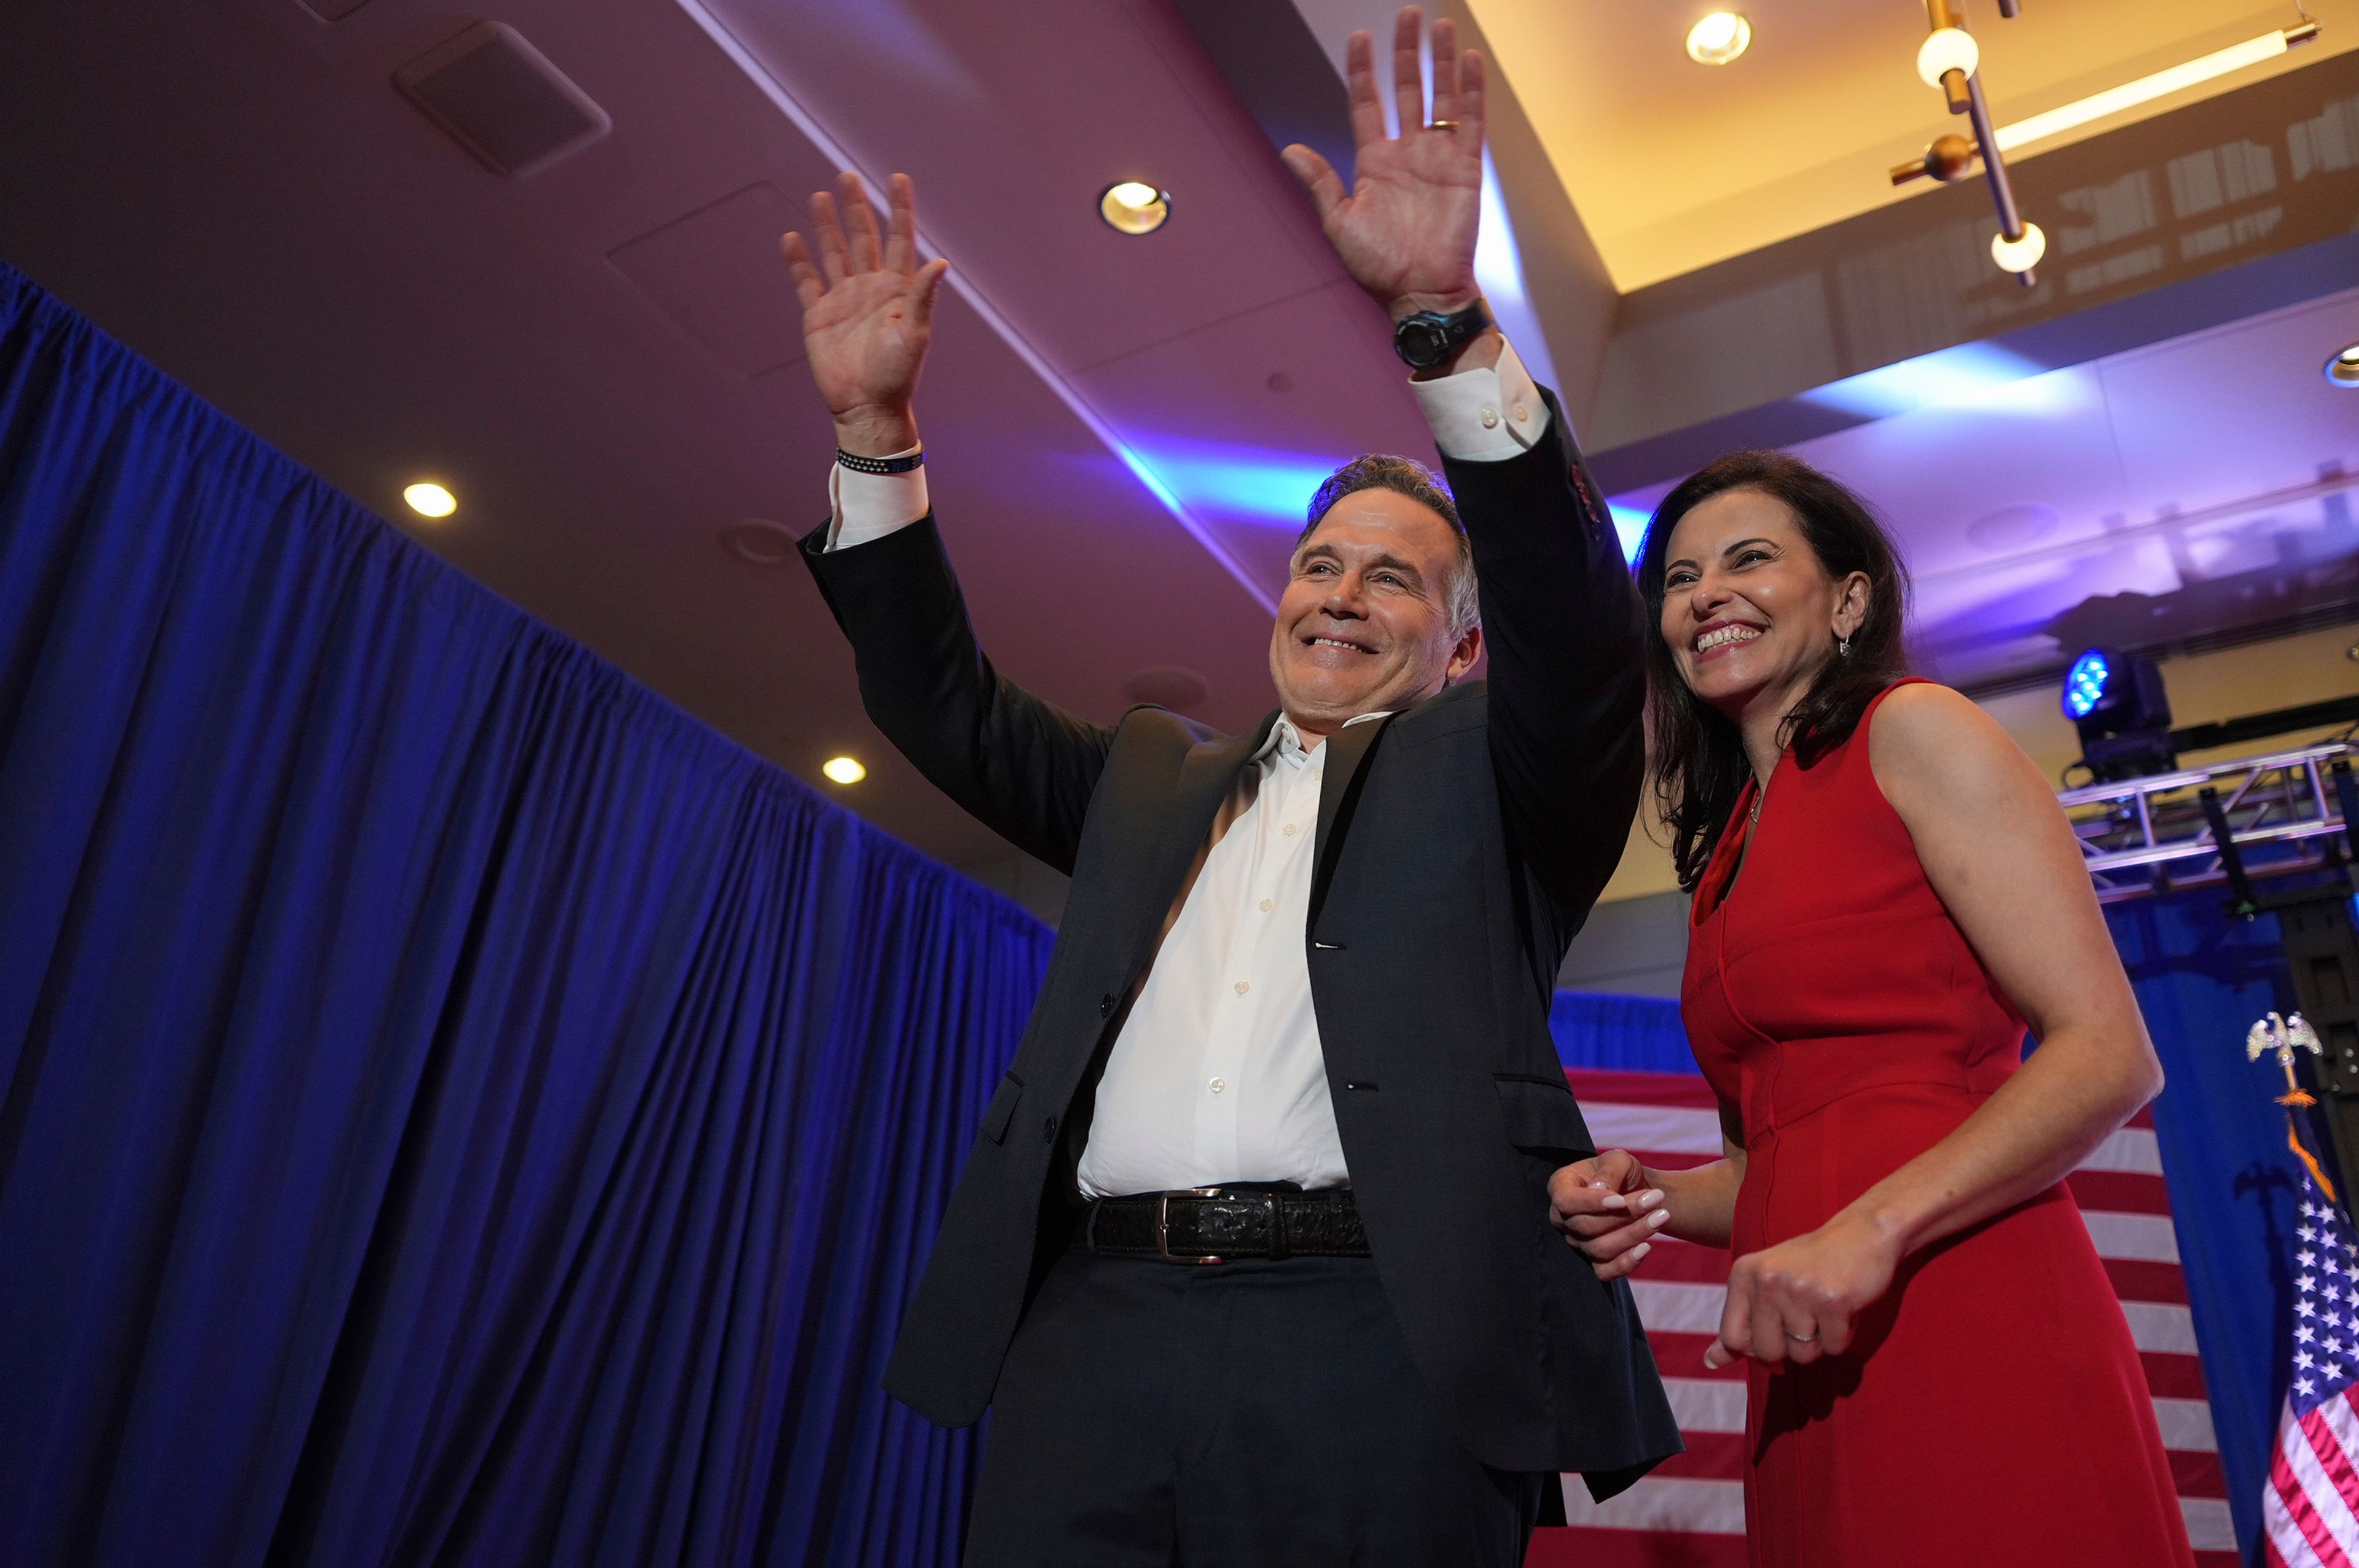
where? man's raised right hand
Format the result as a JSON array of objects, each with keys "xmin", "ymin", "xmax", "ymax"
[{"xmin": 782, "ymin": 171, "xmax": 950, "ymax": 458}]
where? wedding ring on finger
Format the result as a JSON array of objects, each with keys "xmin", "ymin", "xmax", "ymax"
[
  {"xmin": 1786, "ymin": 1328, "xmax": 1818, "ymax": 1343},
  {"xmin": 1428, "ymin": 119, "xmax": 1460, "ymax": 131}
]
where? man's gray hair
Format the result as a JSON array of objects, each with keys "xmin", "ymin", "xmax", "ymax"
[{"xmin": 1296, "ymin": 453, "xmax": 1481, "ymax": 637}]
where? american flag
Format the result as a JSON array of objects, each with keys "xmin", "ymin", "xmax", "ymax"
[
  {"xmin": 1524, "ymin": 1066, "xmax": 2237, "ymax": 1567},
  {"xmin": 2263, "ymin": 1169, "xmax": 2359, "ymax": 1567}
]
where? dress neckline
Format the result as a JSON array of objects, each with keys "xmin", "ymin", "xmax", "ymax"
[{"xmin": 1692, "ymin": 751, "xmax": 1787, "ymax": 929}]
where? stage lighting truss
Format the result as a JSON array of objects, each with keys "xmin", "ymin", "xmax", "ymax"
[
  {"xmin": 1888, "ymin": 2, "xmax": 2321, "ymax": 288},
  {"xmin": 2060, "ymin": 741, "xmax": 2357, "ymax": 905}
]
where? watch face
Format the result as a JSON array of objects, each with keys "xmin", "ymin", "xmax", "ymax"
[{"xmin": 1398, "ymin": 321, "xmax": 1446, "ymax": 367}]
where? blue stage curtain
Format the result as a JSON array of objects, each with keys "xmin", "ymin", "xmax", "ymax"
[
  {"xmin": 2111, "ymin": 892, "xmax": 2318, "ymax": 1566},
  {"xmin": 0, "ymin": 261, "xmax": 1050, "ymax": 1567},
  {"xmin": 1549, "ymin": 989, "xmax": 1695, "ymax": 1075}
]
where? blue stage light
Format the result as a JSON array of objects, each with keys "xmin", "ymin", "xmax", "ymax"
[
  {"xmin": 2062, "ymin": 646, "xmax": 2176, "ymax": 781},
  {"xmin": 2063, "ymin": 649, "xmax": 2111, "ymax": 720}
]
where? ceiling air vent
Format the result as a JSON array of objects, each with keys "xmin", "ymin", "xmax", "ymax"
[{"xmin": 394, "ymin": 22, "xmax": 609, "ymax": 178}]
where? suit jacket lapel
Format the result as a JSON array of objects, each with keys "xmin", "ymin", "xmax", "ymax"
[
  {"xmin": 1310, "ymin": 713, "xmax": 1395, "ymax": 923},
  {"xmin": 1117, "ymin": 714, "xmax": 1277, "ymax": 982}
]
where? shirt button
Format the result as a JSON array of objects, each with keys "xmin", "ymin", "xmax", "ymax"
[
  {"xmin": 1210, "ymin": 1077, "xmax": 1226, "ymax": 1094},
  {"xmin": 1283, "ymin": 824, "xmax": 1297, "ymax": 837},
  {"xmin": 1479, "ymin": 406, "xmax": 1500, "ymax": 429},
  {"xmin": 1511, "ymin": 400, "xmax": 1529, "ymax": 423},
  {"xmin": 1235, "ymin": 980, "xmax": 1250, "ymax": 994},
  {"xmin": 1259, "ymin": 899, "xmax": 1273, "ymax": 912}
]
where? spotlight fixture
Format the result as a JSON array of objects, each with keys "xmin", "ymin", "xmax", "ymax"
[
  {"xmin": 1098, "ymin": 182, "xmax": 1170, "ymax": 235},
  {"xmin": 2328, "ymin": 343, "xmax": 2359, "ymax": 389},
  {"xmin": 1685, "ymin": 12, "xmax": 1751, "ymax": 66},
  {"xmin": 822, "ymin": 756, "xmax": 867, "ymax": 784},
  {"xmin": 1893, "ymin": 6, "xmax": 2322, "ymax": 287},
  {"xmin": 2062, "ymin": 647, "xmax": 2177, "ymax": 782},
  {"xmin": 403, "ymin": 482, "xmax": 457, "ymax": 518}
]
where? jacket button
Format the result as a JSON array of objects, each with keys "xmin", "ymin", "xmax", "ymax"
[
  {"xmin": 1042, "ymin": 1115, "xmax": 1060, "ymax": 1145},
  {"xmin": 1099, "ymin": 993, "xmax": 1116, "ymax": 1017}
]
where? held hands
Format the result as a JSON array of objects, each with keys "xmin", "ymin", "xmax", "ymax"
[
  {"xmin": 781, "ymin": 171, "xmax": 950, "ymax": 456},
  {"xmin": 1548, "ymin": 1150, "xmax": 1670, "ymax": 1282},
  {"xmin": 1281, "ymin": 7, "xmax": 1484, "ymax": 323},
  {"xmin": 1702, "ymin": 1212, "xmax": 1902, "ymax": 1370}
]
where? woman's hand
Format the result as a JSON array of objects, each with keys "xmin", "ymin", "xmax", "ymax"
[
  {"xmin": 1704, "ymin": 1212, "xmax": 1900, "ymax": 1368},
  {"xmin": 1547, "ymin": 1150, "xmax": 1669, "ymax": 1281}
]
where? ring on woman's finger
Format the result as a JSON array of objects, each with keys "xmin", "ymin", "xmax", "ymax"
[{"xmin": 1785, "ymin": 1328, "xmax": 1818, "ymax": 1343}]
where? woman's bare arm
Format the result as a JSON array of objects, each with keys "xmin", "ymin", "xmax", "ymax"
[{"xmin": 1707, "ymin": 682, "xmax": 2162, "ymax": 1367}]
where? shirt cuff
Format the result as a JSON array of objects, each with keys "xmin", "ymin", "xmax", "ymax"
[
  {"xmin": 824, "ymin": 447, "xmax": 930, "ymax": 550},
  {"xmin": 1409, "ymin": 337, "xmax": 1552, "ymax": 462}
]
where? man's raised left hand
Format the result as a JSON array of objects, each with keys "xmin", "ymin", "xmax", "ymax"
[{"xmin": 1282, "ymin": 7, "xmax": 1484, "ymax": 326}]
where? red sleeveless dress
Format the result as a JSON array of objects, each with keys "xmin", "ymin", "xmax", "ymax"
[{"xmin": 1680, "ymin": 681, "xmax": 2193, "ymax": 1566}]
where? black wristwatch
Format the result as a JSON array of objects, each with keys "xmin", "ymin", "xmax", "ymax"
[{"xmin": 1391, "ymin": 299, "xmax": 1491, "ymax": 371}]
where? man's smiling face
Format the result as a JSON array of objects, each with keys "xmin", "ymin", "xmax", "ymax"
[{"xmin": 1268, "ymin": 486, "xmax": 1480, "ymax": 738}]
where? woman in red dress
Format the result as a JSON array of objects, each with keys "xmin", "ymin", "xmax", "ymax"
[{"xmin": 1552, "ymin": 451, "xmax": 2194, "ymax": 1565}]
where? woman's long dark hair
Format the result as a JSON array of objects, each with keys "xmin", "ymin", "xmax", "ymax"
[{"xmin": 1634, "ymin": 451, "xmax": 1912, "ymax": 892}]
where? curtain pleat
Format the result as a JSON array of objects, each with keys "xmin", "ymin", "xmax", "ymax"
[{"xmin": 0, "ymin": 260, "xmax": 1046, "ymax": 1568}]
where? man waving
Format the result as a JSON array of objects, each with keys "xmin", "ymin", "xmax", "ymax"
[{"xmin": 785, "ymin": 10, "xmax": 1675, "ymax": 1562}]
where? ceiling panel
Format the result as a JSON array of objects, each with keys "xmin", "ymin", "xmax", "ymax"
[
  {"xmin": 1614, "ymin": 279, "xmax": 2359, "ymax": 691},
  {"xmin": 1450, "ymin": 0, "xmax": 2359, "ymax": 288}
]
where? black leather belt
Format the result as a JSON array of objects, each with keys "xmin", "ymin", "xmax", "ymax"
[{"xmin": 1077, "ymin": 1187, "xmax": 1367, "ymax": 1264}]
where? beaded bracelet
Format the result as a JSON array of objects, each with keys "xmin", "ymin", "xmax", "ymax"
[{"xmin": 835, "ymin": 448, "xmax": 925, "ymax": 476}]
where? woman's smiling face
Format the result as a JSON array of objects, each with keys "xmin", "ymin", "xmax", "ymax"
[{"xmin": 1658, "ymin": 487, "xmax": 1868, "ymax": 720}]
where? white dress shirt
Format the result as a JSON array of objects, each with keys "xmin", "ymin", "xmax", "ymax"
[{"xmin": 825, "ymin": 337, "xmax": 1551, "ymax": 1193}]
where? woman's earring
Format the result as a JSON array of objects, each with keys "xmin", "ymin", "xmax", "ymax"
[{"xmin": 1837, "ymin": 634, "xmax": 1852, "ymax": 658}]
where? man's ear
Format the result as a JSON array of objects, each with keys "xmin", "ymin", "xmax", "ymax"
[{"xmin": 1447, "ymin": 624, "xmax": 1483, "ymax": 682}]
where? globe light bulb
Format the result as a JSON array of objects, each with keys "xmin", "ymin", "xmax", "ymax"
[
  {"xmin": 1990, "ymin": 222, "xmax": 2046, "ymax": 273},
  {"xmin": 823, "ymin": 756, "xmax": 867, "ymax": 784},
  {"xmin": 1916, "ymin": 27, "xmax": 1980, "ymax": 88},
  {"xmin": 403, "ymin": 482, "xmax": 456, "ymax": 518}
]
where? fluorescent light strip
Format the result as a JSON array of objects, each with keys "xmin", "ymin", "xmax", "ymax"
[
  {"xmin": 669, "ymin": 0, "xmax": 1279, "ymax": 613},
  {"xmin": 1993, "ymin": 30, "xmax": 2295, "ymax": 154}
]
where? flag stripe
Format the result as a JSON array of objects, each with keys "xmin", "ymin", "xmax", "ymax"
[
  {"xmin": 2181, "ymin": 1497, "xmax": 2237, "ymax": 1552},
  {"xmin": 2083, "ymin": 1209, "xmax": 2182, "ymax": 1263},
  {"xmin": 2068, "ymin": 1169, "xmax": 2179, "ymax": 1214},
  {"xmin": 2153, "ymin": 1395, "xmax": 2220, "ymax": 1453},
  {"xmin": 1560, "ymin": 1476, "xmax": 1748, "ymax": 1534},
  {"xmin": 2272, "ymin": 1403, "xmax": 2359, "ymax": 1568}
]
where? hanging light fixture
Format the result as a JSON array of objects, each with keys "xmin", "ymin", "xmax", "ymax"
[
  {"xmin": 1890, "ymin": 5, "xmax": 2322, "ymax": 286},
  {"xmin": 1887, "ymin": 2, "xmax": 2040, "ymax": 287}
]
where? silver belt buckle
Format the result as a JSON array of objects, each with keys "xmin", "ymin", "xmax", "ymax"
[{"xmin": 1156, "ymin": 1187, "xmax": 1227, "ymax": 1265}]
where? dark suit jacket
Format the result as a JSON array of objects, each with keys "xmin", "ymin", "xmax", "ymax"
[{"xmin": 800, "ymin": 394, "xmax": 1680, "ymax": 1497}]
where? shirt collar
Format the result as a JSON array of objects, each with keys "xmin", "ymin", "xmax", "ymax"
[{"xmin": 1252, "ymin": 709, "xmax": 1392, "ymax": 766}]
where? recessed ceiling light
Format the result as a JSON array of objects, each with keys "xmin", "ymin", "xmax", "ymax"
[
  {"xmin": 2327, "ymin": 343, "xmax": 2359, "ymax": 389},
  {"xmin": 1685, "ymin": 12, "xmax": 1750, "ymax": 66},
  {"xmin": 1100, "ymin": 182, "xmax": 1170, "ymax": 235},
  {"xmin": 403, "ymin": 482, "xmax": 457, "ymax": 518},
  {"xmin": 822, "ymin": 755, "xmax": 867, "ymax": 784}
]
